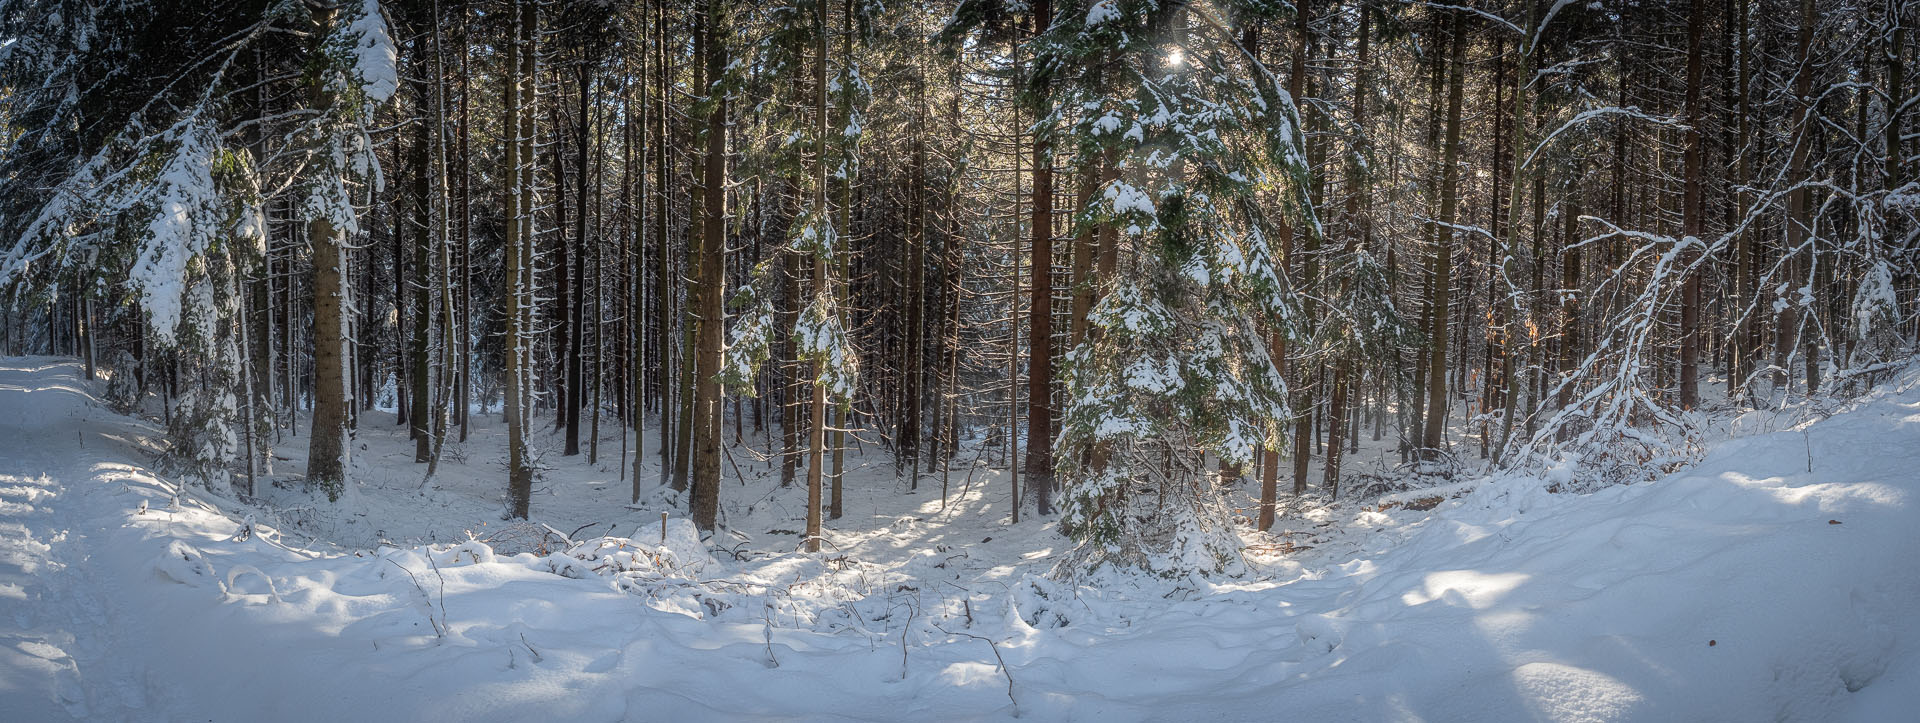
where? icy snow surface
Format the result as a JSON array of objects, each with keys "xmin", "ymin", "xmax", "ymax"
[{"xmin": 1, "ymin": 356, "xmax": 1918, "ymax": 721}]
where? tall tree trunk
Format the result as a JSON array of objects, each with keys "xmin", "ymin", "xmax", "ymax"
[
  {"xmin": 1009, "ymin": 36, "xmax": 1024, "ymax": 525},
  {"xmin": 1889, "ymin": 10, "xmax": 1906, "ymax": 189},
  {"xmin": 504, "ymin": 0, "xmax": 538, "ymax": 519},
  {"xmin": 655, "ymin": 0, "xmax": 674, "ymax": 483},
  {"xmin": 906, "ymin": 110, "xmax": 927, "ymax": 488},
  {"xmin": 1257, "ymin": 9, "xmax": 1289, "ymax": 525},
  {"xmin": 782, "ymin": 238, "xmax": 801, "ymax": 488},
  {"xmin": 1559, "ymin": 170, "xmax": 1581, "ymax": 415},
  {"xmin": 675, "ymin": 12, "xmax": 702, "ymax": 494},
  {"xmin": 1325, "ymin": 4, "xmax": 1368, "ymax": 498},
  {"xmin": 1679, "ymin": 0, "xmax": 1706, "ymax": 409},
  {"xmin": 830, "ymin": 0, "xmax": 856, "ymax": 521},
  {"xmin": 690, "ymin": 0, "xmax": 729, "ymax": 531},
  {"xmin": 427, "ymin": 2, "xmax": 458, "ymax": 478},
  {"xmin": 393, "ymin": 190, "xmax": 408, "ymax": 428},
  {"xmin": 1725, "ymin": 0, "xmax": 1751, "ymax": 398},
  {"xmin": 1289, "ymin": 0, "xmax": 1317, "ymax": 497},
  {"xmin": 1421, "ymin": 12, "xmax": 1467, "ymax": 458},
  {"xmin": 1495, "ymin": 1, "xmax": 1539, "ymax": 457},
  {"xmin": 1023, "ymin": 0, "xmax": 1055, "ymax": 515},
  {"xmin": 409, "ymin": 46, "xmax": 434, "ymax": 462},
  {"xmin": 631, "ymin": 15, "xmax": 650, "ymax": 504},
  {"xmin": 567, "ymin": 62, "xmax": 592, "ymax": 457},
  {"xmin": 1408, "ymin": 26, "xmax": 1448, "ymax": 456},
  {"xmin": 456, "ymin": 4, "xmax": 473, "ymax": 442},
  {"xmin": 804, "ymin": 0, "xmax": 830, "ymax": 552},
  {"xmin": 306, "ymin": 2, "xmax": 351, "ymax": 501},
  {"xmin": 1778, "ymin": 0, "xmax": 1816, "ymax": 393}
]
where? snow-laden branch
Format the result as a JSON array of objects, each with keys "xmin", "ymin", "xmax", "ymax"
[
  {"xmin": 1408, "ymin": 2, "xmax": 1523, "ymax": 35},
  {"xmin": 1522, "ymin": 106, "xmax": 1685, "ymax": 171}
]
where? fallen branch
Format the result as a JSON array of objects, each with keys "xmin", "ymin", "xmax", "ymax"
[{"xmin": 936, "ymin": 623, "xmax": 1020, "ymax": 716}]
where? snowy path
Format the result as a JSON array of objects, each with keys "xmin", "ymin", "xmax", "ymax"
[
  {"xmin": 1, "ymin": 356, "xmax": 1918, "ymax": 721},
  {"xmin": 0, "ymin": 359, "xmax": 161, "ymax": 719}
]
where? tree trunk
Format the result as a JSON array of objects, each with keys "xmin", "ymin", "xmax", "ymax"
[
  {"xmin": 1288, "ymin": 0, "xmax": 1317, "ymax": 497},
  {"xmin": 1324, "ymin": 3, "xmax": 1368, "ymax": 498},
  {"xmin": 1023, "ymin": 0, "xmax": 1055, "ymax": 515},
  {"xmin": 1495, "ymin": 2, "xmax": 1539, "ymax": 457},
  {"xmin": 830, "ymin": 0, "xmax": 856, "ymax": 521},
  {"xmin": 426, "ymin": 5, "xmax": 457, "ymax": 478},
  {"xmin": 504, "ymin": 0, "xmax": 537, "ymax": 519},
  {"xmin": 804, "ymin": 0, "xmax": 831, "ymax": 552},
  {"xmin": 1559, "ymin": 163, "xmax": 1582, "ymax": 417},
  {"xmin": 456, "ymin": 5, "xmax": 473, "ymax": 442},
  {"xmin": 631, "ymin": 12, "xmax": 650, "ymax": 503},
  {"xmin": 690, "ymin": 0, "xmax": 729, "ymax": 532},
  {"xmin": 1408, "ymin": 26, "xmax": 1448, "ymax": 456},
  {"xmin": 1889, "ymin": 15, "xmax": 1906, "ymax": 188},
  {"xmin": 408, "ymin": 47, "xmax": 434, "ymax": 462},
  {"xmin": 1778, "ymin": 0, "xmax": 1816, "ymax": 393},
  {"xmin": 567, "ymin": 62, "xmax": 592, "ymax": 457},
  {"xmin": 1679, "ymin": 0, "xmax": 1706, "ymax": 409},
  {"xmin": 1421, "ymin": 12, "xmax": 1467, "ymax": 458},
  {"xmin": 306, "ymin": 2, "xmax": 351, "ymax": 502}
]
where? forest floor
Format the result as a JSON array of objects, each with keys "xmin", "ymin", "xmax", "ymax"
[{"xmin": 2, "ymin": 355, "xmax": 1918, "ymax": 721}]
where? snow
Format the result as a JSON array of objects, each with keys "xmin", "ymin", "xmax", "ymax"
[
  {"xmin": 1102, "ymin": 179, "xmax": 1155, "ymax": 226},
  {"xmin": 1084, "ymin": 0, "xmax": 1121, "ymax": 27},
  {"xmin": 1851, "ymin": 262, "xmax": 1897, "ymax": 340},
  {"xmin": 1122, "ymin": 356, "xmax": 1179, "ymax": 395},
  {"xmin": 348, "ymin": 0, "xmax": 397, "ymax": 105},
  {"xmin": 132, "ymin": 124, "xmax": 219, "ymax": 343},
  {"xmin": 4, "ymin": 355, "xmax": 1920, "ymax": 720}
]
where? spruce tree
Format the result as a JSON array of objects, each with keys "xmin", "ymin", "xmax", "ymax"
[{"xmin": 1037, "ymin": 0, "xmax": 1317, "ymax": 577}]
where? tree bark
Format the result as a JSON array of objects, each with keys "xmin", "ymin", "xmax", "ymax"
[
  {"xmin": 1421, "ymin": 12, "xmax": 1467, "ymax": 458},
  {"xmin": 1679, "ymin": 0, "xmax": 1706, "ymax": 409},
  {"xmin": 804, "ymin": 0, "xmax": 830, "ymax": 552},
  {"xmin": 305, "ymin": 2, "xmax": 351, "ymax": 502},
  {"xmin": 1289, "ymin": 0, "xmax": 1317, "ymax": 497},
  {"xmin": 1023, "ymin": 0, "xmax": 1055, "ymax": 515},
  {"xmin": 408, "ymin": 36, "xmax": 434, "ymax": 461},
  {"xmin": 1324, "ymin": 3, "xmax": 1368, "ymax": 498},
  {"xmin": 504, "ymin": 0, "xmax": 537, "ymax": 519},
  {"xmin": 689, "ymin": 0, "xmax": 729, "ymax": 532},
  {"xmin": 1777, "ymin": 0, "xmax": 1816, "ymax": 393},
  {"xmin": 567, "ymin": 60, "xmax": 593, "ymax": 457}
]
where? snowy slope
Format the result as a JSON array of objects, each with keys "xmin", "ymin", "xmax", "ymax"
[{"xmin": 1, "ymin": 356, "xmax": 1917, "ymax": 721}]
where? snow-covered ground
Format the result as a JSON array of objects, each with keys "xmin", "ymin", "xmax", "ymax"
[{"xmin": 2, "ymin": 355, "xmax": 1917, "ymax": 721}]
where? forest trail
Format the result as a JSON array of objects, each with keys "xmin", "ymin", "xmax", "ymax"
[
  {"xmin": 0, "ymin": 359, "xmax": 160, "ymax": 719},
  {"xmin": 2, "ymin": 356, "xmax": 1918, "ymax": 721}
]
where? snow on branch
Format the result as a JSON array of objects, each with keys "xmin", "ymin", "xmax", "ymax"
[{"xmin": 1523, "ymin": 106, "xmax": 1685, "ymax": 171}]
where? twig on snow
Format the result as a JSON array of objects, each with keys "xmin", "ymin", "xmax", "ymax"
[{"xmin": 935, "ymin": 623, "xmax": 1020, "ymax": 716}]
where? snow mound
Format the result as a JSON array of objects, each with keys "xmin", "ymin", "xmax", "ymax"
[{"xmin": 153, "ymin": 540, "xmax": 217, "ymax": 588}]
